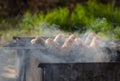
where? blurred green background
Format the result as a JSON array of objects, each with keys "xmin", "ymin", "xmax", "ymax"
[{"xmin": 0, "ymin": 0, "xmax": 120, "ymax": 43}]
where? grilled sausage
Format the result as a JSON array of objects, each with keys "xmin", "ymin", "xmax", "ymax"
[
  {"xmin": 31, "ymin": 37, "xmax": 45, "ymax": 46},
  {"xmin": 45, "ymin": 38, "xmax": 59, "ymax": 49},
  {"xmin": 61, "ymin": 34, "xmax": 76, "ymax": 53}
]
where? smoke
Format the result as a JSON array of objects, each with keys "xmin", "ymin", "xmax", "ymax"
[
  {"xmin": 0, "ymin": 23, "xmax": 118, "ymax": 81},
  {"xmin": 0, "ymin": 47, "xmax": 17, "ymax": 81},
  {"xmin": 34, "ymin": 22, "xmax": 66, "ymax": 37},
  {"xmin": 29, "ymin": 23, "xmax": 117, "ymax": 63},
  {"xmin": 31, "ymin": 37, "xmax": 115, "ymax": 63}
]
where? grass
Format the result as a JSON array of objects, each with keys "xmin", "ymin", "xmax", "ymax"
[{"xmin": 0, "ymin": 0, "xmax": 120, "ymax": 42}]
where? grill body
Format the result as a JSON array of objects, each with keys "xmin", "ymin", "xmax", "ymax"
[
  {"xmin": 5, "ymin": 37, "xmax": 120, "ymax": 81},
  {"xmin": 39, "ymin": 63, "xmax": 120, "ymax": 81}
]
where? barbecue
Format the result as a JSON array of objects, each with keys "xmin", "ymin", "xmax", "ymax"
[{"xmin": 4, "ymin": 33, "xmax": 120, "ymax": 81}]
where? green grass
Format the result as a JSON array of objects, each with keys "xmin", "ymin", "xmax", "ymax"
[{"xmin": 0, "ymin": 0, "xmax": 120, "ymax": 42}]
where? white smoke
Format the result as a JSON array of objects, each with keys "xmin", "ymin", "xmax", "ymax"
[
  {"xmin": 0, "ymin": 48, "xmax": 17, "ymax": 81},
  {"xmin": 22, "ymin": 23, "xmax": 116, "ymax": 63},
  {"xmin": 30, "ymin": 29, "xmax": 117, "ymax": 63},
  {"xmin": 0, "ymin": 23, "xmax": 118, "ymax": 81}
]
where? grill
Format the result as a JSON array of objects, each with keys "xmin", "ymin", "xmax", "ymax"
[
  {"xmin": 39, "ymin": 63, "xmax": 120, "ymax": 81},
  {"xmin": 5, "ymin": 36, "xmax": 120, "ymax": 81}
]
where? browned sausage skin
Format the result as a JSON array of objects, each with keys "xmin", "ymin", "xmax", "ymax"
[{"xmin": 31, "ymin": 36, "xmax": 45, "ymax": 46}]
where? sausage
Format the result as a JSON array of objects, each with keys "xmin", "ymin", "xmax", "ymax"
[
  {"xmin": 61, "ymin": 34, "xmax": 76, "ymax": 53},
  {"xmin": 74, "ymin": 37, "xmax": 85, "ymax": 47},
  {"xmin": 45, "ymin": 38, "xmax": 59, "ymax": 49},
  {"xmin": 31, "ymin": 36, "xmax": 45, "ymax": 46}
]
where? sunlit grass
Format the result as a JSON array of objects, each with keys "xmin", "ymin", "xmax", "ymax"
[{"xmin": 0, "ymin": 1, "xmax": 120, "ymax": 42}]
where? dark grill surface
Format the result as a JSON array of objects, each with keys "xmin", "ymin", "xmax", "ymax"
[{"xmin": 39, "ymin": 63, "xmax": 120, "ymax": 81}]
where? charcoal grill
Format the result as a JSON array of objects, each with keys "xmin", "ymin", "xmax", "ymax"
[
  {"xmin": 38, "ymin": 63, "xmax": 120, "ymax": 81},
  {"xmin": 5, "ymin": 36, "xmax": 120, "ymax": 81}
]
